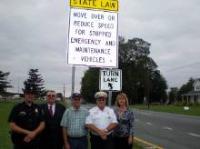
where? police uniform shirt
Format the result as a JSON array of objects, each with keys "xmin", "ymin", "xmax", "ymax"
[
  {"xmin": 8, "ymin": 102, "xmax": 44, "ymax": 144},
  {"xmin": 86, "ymin": 106, "xmax": 117, "ymax": 130}
]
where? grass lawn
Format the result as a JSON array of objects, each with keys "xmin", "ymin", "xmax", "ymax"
[
  {"xmin": 132, "ymin": 104, "xmax": 200, "ymax": 116},
  {"xmin": 0, "ymin": 101, "xmax": 16, "ymax": 149},
  {"xmin": 0, "ymin": 100, "xmax": 143, "ymax": 149}
]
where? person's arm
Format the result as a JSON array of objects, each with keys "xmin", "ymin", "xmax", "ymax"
[
  {"xmin": 105, "ymin": 123, "xmax": 117, "ymax": 133},
  {"xmin": 24, "ymin": 121, "xmax": 45, "ymax": 142},
  {"xmin": 128, "ymin": 135, "xmax": 134, "ymax": 145},
  {"xmin": 85, "ymin": 124, "xmax": 101, "ymax": 135},
  {"xmin": 62, "ymin": 127, "xmax": 70, "ymax": 149},
  {"xmin": 86, "ymin": 124, "xmax": 107, "ymax": 140},
  {"xmin": 128, "ymin": 111, "xmax": 135, "ymax": 144},
  {"xmin": 34, "ymin": 121, "xmax": 45, "ymax": 134},
  {"xmin": 105, "ymin": 108, "xmax": 118, "ymax": 133},
  {"xmin": 9, "ymin": 105, "xmax": 30, "ymax": 135},
  {"xmin": 60, "ymin": 110, "xmax": 70, "ymax": 149},
  {"xmin": 10, "ymin": 122, "xmax": 30, "ymax": 135},
  {"xmin": 24, "ymin": 106, "xmax": 46, "ymax": 142}
]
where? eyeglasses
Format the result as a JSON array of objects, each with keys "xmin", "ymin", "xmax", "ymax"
[{"xmin": 47, "ymin": 94, "xmax": 56, "ymax": 97}]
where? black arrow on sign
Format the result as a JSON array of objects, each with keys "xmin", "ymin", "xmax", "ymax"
[{"xmin": 108, "ymin": 83, "xmax": 113, "ymax": 90}]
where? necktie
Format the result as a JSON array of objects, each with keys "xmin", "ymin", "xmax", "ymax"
[{"xmin": 49, "ymin": 105, "xmax": 53, "ymax": 117}]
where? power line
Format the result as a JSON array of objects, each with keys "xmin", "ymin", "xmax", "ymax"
[{"xmin": 165, "ymin": 61, "xmax": 200, "ymax": 72}]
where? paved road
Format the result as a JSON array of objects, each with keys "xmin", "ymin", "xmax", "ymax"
[{"xmin": 134, "ymin": 109, "xmax": 200, "ymax": 149}]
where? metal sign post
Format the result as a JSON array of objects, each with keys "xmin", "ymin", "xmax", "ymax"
[
  {"xmin": 108, "ymin": 91, "xmax": 112, "ymax": 107},
  {"xmin": 71, "ymin": 65, "xmax": 76, "ymax": 98}
]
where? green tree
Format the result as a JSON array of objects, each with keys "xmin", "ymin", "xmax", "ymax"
[
  {"xmin": 169, "ymin": 87, "xmax": 178, "ymax": 104},
  {"xmin": 179, "ymin": 78, "xmax": 194, "ymax": 94},
  {"xmin": 178, "ymin": 78, "xmax": 194, "ymax": 100},
  {"xmin": 81, "ymin": 68, "xmax": 99, "ymax": 103},
  {"xmin": 118, "ymin": 38, "xmax": 167, "ymax": 104},
  {"xmin": 0, "ymin": 70, "xmax": 12, "ymax": 94},
  {"xmin": 23, "ymin": 69, "xmax": 45, "ymax": 98},
  {"xmin": 150, "ymin": 70, "xmax": 168, "ymax": 103},
  {"xmin": 81, "ymin": 37, "xmax": 168, "ymax": 104}
]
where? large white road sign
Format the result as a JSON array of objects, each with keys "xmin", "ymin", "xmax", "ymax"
[{"xmin": 67, "ymin": 8, "xmax": 118, "ymax": 67}]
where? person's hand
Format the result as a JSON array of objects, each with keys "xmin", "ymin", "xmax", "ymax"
[
  {"xmin": 128, "ymin": 136, "xmax": 134, "ymax": 144},
  {"xmin": 98, "ymin": 129, "xmax": 107, "ymax": 140},
  {"xmin": 64, "ymin": 142, "xmax": 70, "ymax": 149},
  {"xmin": 103, "ymin": 128, "xmax": 109, "ymax": 135},
  {"xmin": 24, "ymin": 136, "xmax": 31, "ymax": 143},
  {"xmin": 23, "ymin": 131, "xmax": 36, "ymax": 143}
]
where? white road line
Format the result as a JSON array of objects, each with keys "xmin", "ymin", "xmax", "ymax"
[
  {"xmin": 162, "ymin": 126, "xmax": 173, "ymax": 131},
  {"xmin": 188, "ymin": 132, "xmax": 200, "ymax": 138},
  {"xmin": 146, "ymin": 122, "xmax": 153, "ymax": 126}
]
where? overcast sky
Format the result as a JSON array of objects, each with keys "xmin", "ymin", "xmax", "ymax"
[{"xmin": 0, "ymin": 0, "xmax": 200, "ymax": 96}]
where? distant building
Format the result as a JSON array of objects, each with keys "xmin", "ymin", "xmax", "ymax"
[{"xmin": 182, "ymin": 78, "xmax": 200, "ymax": 104}]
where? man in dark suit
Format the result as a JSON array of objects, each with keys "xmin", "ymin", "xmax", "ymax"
[{"xmin": 40, "ymin": 90, "xmax": 65, "ymax": 149}]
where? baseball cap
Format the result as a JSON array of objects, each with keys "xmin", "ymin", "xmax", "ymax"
[{"xmin": 72, "ymin": 93, "xmax": 82, "ymax": 99}]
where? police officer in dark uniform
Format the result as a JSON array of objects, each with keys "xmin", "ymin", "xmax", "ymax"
[{"xmin": 8, "ymin": 89, "xmax": 45, "ymax": 149}]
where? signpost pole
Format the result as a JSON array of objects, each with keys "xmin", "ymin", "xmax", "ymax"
[
  {"xmin": 71, "ymin": 65, "xmax": 75, "ymax": 97},
  {"xmin": 108, "ymin": 91, "xmax": 112, "ymax": 107}
]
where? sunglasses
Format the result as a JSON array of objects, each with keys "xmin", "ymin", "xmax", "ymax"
[{"xmin": 47, "ymin": 94, "xmax": 56, "ymax": 97}]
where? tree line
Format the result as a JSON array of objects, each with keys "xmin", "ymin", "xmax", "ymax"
[
  {"xmin": 168, "ymin": 78, "xmax": 195, "ymax": 104},
  {"xmin": 0, "ymin": 69, "xmax": 45, "ymax": 98},
  {"xmin": 0, "ymin": 37, "xmax": 196, "ymax": 104},
  {"xmin": 81, "ymin": 37, "xmax": 168, "ymax": 104}
]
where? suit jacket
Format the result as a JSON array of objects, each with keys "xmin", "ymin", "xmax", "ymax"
[{"xmin": 40, "ymin": 103, "xmax": 65, "ymax": 149}]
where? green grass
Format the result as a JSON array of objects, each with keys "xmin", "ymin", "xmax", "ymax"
[
  {"xmin": 133, "ymin": 142, "xmax": 144, "ymax": 149},
  {"xmin": 132, "ymin": 104, "xmax": 200, "ymax": 116},
  {"xmin": 0, "ymin": 101, "xmax": 16, "ymax": 149},
  {"xmin": 0, "ymin": 100, "xmax": 143, "ymax": 149}
]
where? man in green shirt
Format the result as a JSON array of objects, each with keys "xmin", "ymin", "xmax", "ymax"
[{"xmin": 61, "ymin": 93, "xmax": 88, "ymax": 149}]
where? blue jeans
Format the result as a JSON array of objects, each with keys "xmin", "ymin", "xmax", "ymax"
[{"xmin": 68, "ymin": 136, "xmax": 88, "ymax": 149}]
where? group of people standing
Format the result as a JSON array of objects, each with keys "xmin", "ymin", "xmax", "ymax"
[{"xmin": 8, "ymin": 90, "xmax": 135, "ymax": 149}]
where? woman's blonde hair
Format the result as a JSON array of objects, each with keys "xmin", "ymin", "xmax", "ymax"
[{"xmin": 115, "ymin": 92, "xmax": 129, "ymax": 107}]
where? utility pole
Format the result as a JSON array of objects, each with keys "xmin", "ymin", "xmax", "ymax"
[
  {"xmin": 71, "ymin": 65, "xmax": 75, "ymax": 98},
  {"xmin": 17, "ymin": 79, "xmax": 20, "ymax": 94},
  {"xmin": 63, "ymin": 83, "xmax": 66, "ymax": 100}
]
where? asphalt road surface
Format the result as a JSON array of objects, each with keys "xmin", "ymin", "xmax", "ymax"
[{"xmin": 134, "ymin": 109, "xmax": 200, "ymax": 149}]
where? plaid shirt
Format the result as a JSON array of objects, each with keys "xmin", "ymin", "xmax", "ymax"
[{"xmin": 61, "ymin": 107, "xmax": 88, "ymax": 137}]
